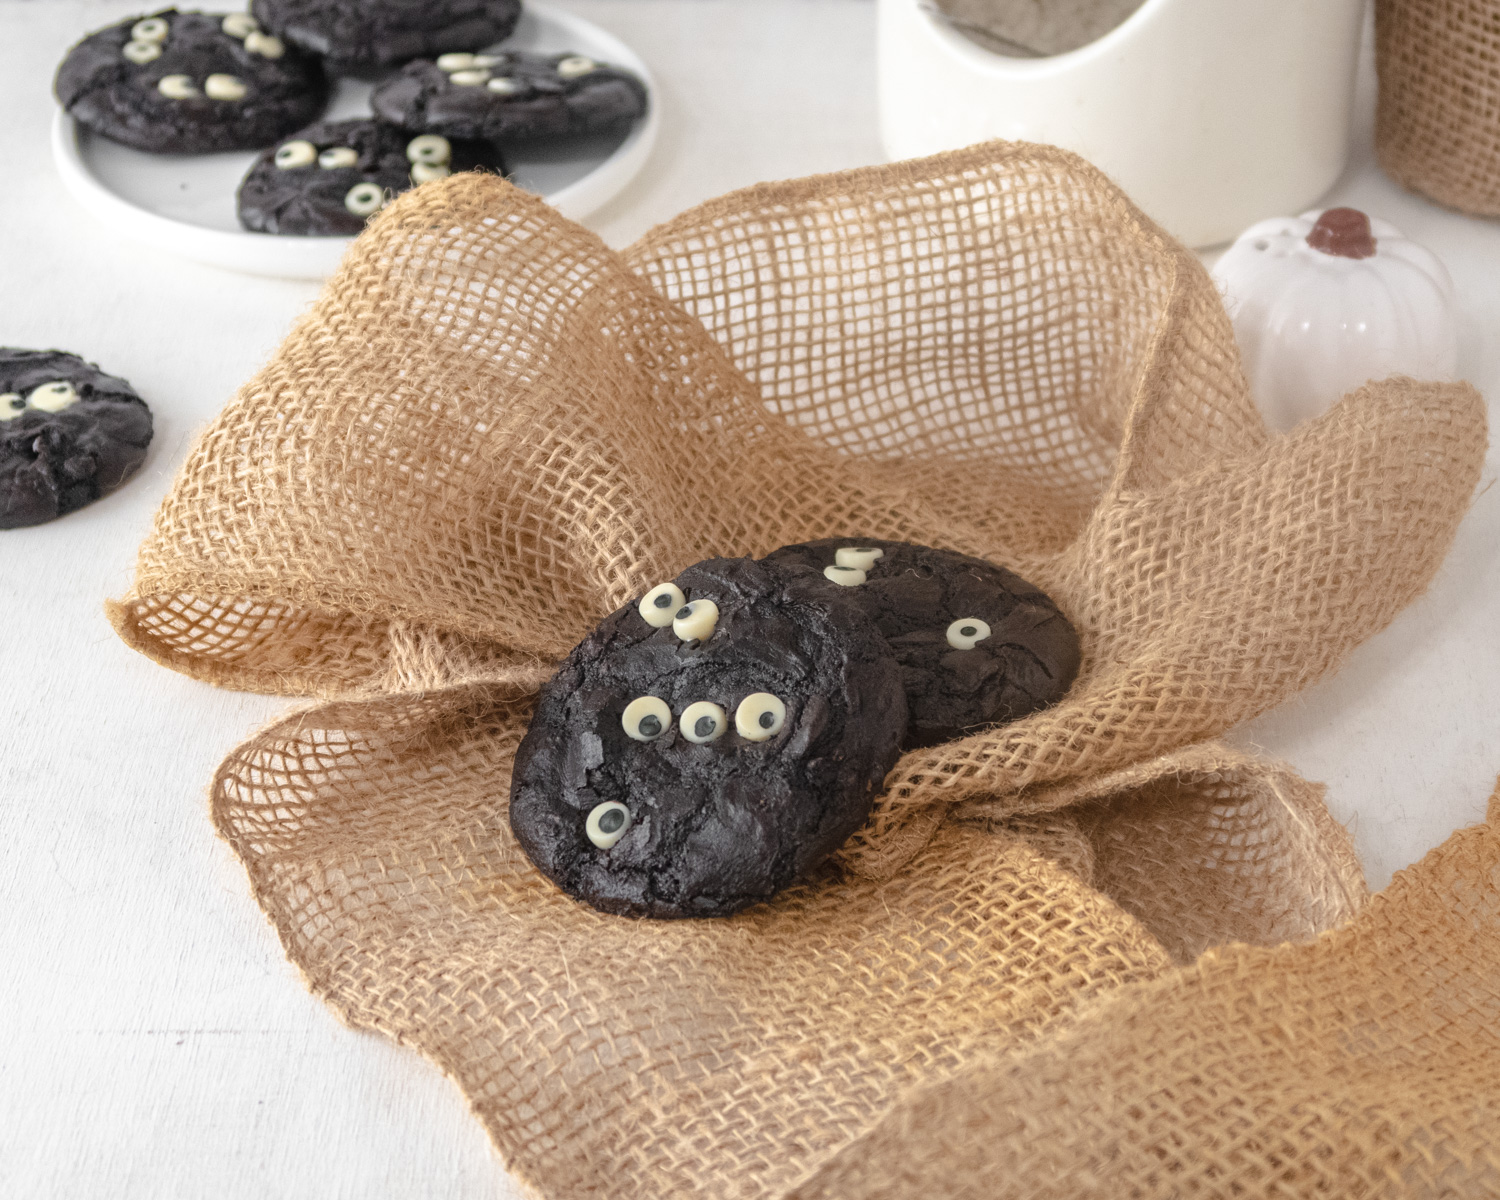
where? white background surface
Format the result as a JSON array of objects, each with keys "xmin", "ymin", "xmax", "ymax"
[{"xmin": 0, "ymin": 2, "xmax": 1495, "ymax": 1197}]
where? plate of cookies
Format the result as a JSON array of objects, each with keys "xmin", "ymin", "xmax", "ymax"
[{"xmin": 50, "ymin": 3, "xmax": 658, "ymax": 279}]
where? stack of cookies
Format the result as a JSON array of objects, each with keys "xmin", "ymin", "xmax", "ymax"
[
  {"xmin": 509, "ymin": 539, "xmax": 1082, "ymax": 919},
  {"xmin": 53, "ymin": 3, "xmax": 650, "ymax": 235}
]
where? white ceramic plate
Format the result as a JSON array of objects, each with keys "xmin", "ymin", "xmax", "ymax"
[{"xmin": 50, "ymin": 4, "xmax": 658, "ymax": 279}]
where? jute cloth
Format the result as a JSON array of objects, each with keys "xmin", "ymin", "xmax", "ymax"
[
  {"xmin": 787, "ymin": 780, "xmax": 1500, "ymax": 1200},
  {"xmin": 110, "ymin": 142, "xmax": 1488, "ymax": 1196},
  {"xmin": 1376, "ymin": 0, "xmax": 1500, "ymax": 214}
]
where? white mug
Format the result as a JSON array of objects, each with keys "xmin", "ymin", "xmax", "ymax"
[{"xmin": 877, "ymin": 0, "xmax": 1367, "ymax": 248}]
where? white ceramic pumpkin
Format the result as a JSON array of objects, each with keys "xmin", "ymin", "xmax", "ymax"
[{"xmin": 1210, "ymin": 207, "xmax": 1459, "ymax": 432}]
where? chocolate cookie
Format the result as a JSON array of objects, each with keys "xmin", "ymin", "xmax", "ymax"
[
  {"xmin": 249, "ymin": 0, "xmax": 522, "ymax": 77},
  {"xmin": 371, "ymin": 51, "xmax": 649, "ymax": 142},
  {"xmin": 509, "ymin": 556, "xmax": 908, "ymax": 919},
  {"xmin": 762, "ymin": 540, "xmax": 1081, "ymax": 747},
  {"xmin": 238, "ymin": 118, "xmax": 506, "ymax": 235},
  {"xmin": 1, "ymin": 350, "xmax": 153, "ymax": 529},
  {"xmin": 55, "ymin": 9, "xmax": 328, "ymax": 154}
]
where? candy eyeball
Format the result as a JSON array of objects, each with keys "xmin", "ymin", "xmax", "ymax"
[
  {"xmin": 318, "ymin": 146, "xmax": 358, "ymax": 169},
  {"xmin": 672, "ymin": 599, "xmax": 718, "ymax": 642},
  {"xmin": 121, "ymin": 40, "xmax": 162, "ymax": 64},
  {"xmin": 486, "ymin": 76, "xmax": 522, "ymax": 96},
  {"xmin": 221, "ymin": 13, "xmax": 258, "ymax": 38},
  {"xmin": 946, "ymin": 617, "xmax": 992, "ymax": 650},
  {"xmin": 679, "ymin": 701, "xmax": 727, "ymax": 744},
  {"xmin": 834, "ymin": 546, "xmax": 885, "ymax": 571},
  {"xmin": 274, "ymin": 140, "xmax": 316, "ymax": 168},
  {"xmin": 410, "ymin": 162, "xmax": 451, "ymax": 184},
  {"xmin": 449, "ymin": 68, "xmax": 490, "ymax": 86},
  {"xmin": 0, "ymin": 393, "xmax": 24, "ymax": 421},
  {"xmin": 244, "ymin": 31, "xmax": 285, "ymax": 57},
  {"xmin": 823, "ymin": 564, "xmax": 866, "ymax": 587},
  {"xmin": 204, "ymin": 73, "xmax": 247, "ymax": 101},
  {"xmin": 735, "ymin": 693, "xmax": 786, "ymax": 742},
  {"xmin": 637, "ymin": 583, "xmax": 685, "ymax": 628},
  {"xmin": 585, "ymin": 800, "xmax": 631, "ymax": 849},
  {"xmin": 436, "ymin": 52, "xmax": 476, "ymax": 72},
  {"xmin": 27, "ymin": 381, "xmax": 78, "ymax": 413},
  {"xmin": 405, "ymin": 134, "xmax": 451, "ymax": 166},
  {"xmin": 131, "ymin": 17, "xmax": 169, "ymax": 43},
  {"xmin": 157, "ymin": 75, "xmax": 199, "ymax": 99},
  {"xmin": 557, "ymin": 55, "xmax": 597, "ymax": 79},
  {"xmin": 343, "ymin": 182, "xmax": 385, "ymax": 216},
  {"xmin": 621, "ymin": 695, "xmax": 671, "ymax": 741}
]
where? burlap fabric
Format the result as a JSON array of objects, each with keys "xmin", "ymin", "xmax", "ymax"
[
  {"xmin": 111, "ymin": 142, "xmax": 1488, "ymax": 1197},
  {"xmin": 788, "ymin": 780, "xmax": 1500, "ymax": 1200},
  {"xmin": 1376, "ymin": 0, "xmax": 1500, "ymax": 215}
]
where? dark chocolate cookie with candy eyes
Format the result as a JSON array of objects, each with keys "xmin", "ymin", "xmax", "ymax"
[
  {"xmin": 249, "ymin": 0, "xmax": 522, "ymax": 77},
  {"xmin": 509, "ymin": 556, "xmax": 908, "ymax": 919},
  {"xmin": 761, "ymin": 540, "xmax": 1081, "ymax": 748},
  {"xmin": 0, "ymin": 349, "xmax": 153, "ymax": 529},
  {"xmin": 237, "ymin": 118, "xmax": 506, "ymax": 235},
  {"xmin": 371, "ymin": 50, "xmax": 649, "ymax": 142},
  {"xmin": 54, "ymin": 9, "xmax": 328, "ymax": 154}
]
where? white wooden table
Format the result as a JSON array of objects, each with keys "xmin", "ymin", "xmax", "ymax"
[{"xmin": 1, "ymin": 2, "xmax": 1495, "ymax": 1196}]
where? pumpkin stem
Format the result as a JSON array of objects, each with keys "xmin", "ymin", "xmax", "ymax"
[{"xmin": 1306, "ymin": 207, "xmax": 1377, "ymax": 258}]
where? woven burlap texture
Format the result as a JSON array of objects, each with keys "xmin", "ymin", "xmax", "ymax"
[
  {"xmin": 110, "ymin": 142, "xmax": 1487, "ymax": 1197},
  {"xmin": 787, "ymin": 780, "xmax": 1500, "ymax": 1200},
  {"xmin": 1376, "ymin": 0, "xmax": 1500, "ymax": 214}
]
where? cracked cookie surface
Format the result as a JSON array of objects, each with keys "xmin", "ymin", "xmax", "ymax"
[
  {"xmin": 509, "ymin": 556, "xmax": 907, "ymax": 920},
  {"xmin": 1, "ymin": 349, "xmax": 153, "ymax": 529}
]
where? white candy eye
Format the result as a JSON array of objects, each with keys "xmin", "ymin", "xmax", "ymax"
[
  {"xmin": 621, "ymin": 695, "xmax": 671, "ymax": 741},
  {"xmin": 343, "ymin": 182, "xmax": 384, "ymax": 216},
  {"xmin": 405, "ymin": 134, "xmax": 451, "ymax": 165},
  {"xmin": 823, "ymin": 564, "xmax": 866, "ymax": 586},
  {"xmin": 736, "ymin": 693, "xmax": 786, "ymax": 741},
  {"xmin": 557, "ymin": 55, "xmax": 597, "ymax": 79},
  {"xmin": 638, "ymin": 583, "xmax": 685, "ymax": 628},
  {"xmin": 672, "ymin": 599, "xmax": 719, "ymax": 642},
  {"xmin": 0, "ymin": 393, "xmax": 24, "ymax": 421},
  {"xmin": 122, "ymin": 40, "xmax": 162, "ymax": 64},
  {"xmin": 318, "ymin": 146, "xmax": 358, "ymax": 169},
  {"xmin": 204, "ymin": 73, "xmax": 247, "ymax": 100},
  {"xmin": 244, "ymin": 31, "xmax": 284, "ymax": 57},
  {"xmin": 436, "ymin": 52, "xmax": 475, "ymax": 71},
  {"xmin": 449, "ymin": 68, "xmax": 490, "ymax": 86},
  {"xmin": 410, "ymin": 162, "xmax": 451, "ymax": 183},
  {"xmin": 946, "ymin": 618, "xmax": 992, "ymax": 650},
  {"xmin": 157, "ymin": 74, "xmax": 199, "ymax": 99},
  {"xmin": 27, "ymin": 381, "xmax": 78, "ymax": 413},
  {"xmin": 585, "ymin": 801, "xmax": 631, "ymax": 849},
  {"xmin": 131, "ymin": 17, "xmax": 169, "ymax": 43},
  {"xmin": 680, "ymin": 701, "xmax": 727, "ymax": 745},
  {"xmin": 835, "ymin": 546, "xmax": 885, "ymax": 571},
  {"xmin": 470, "ymin": 55, "xmax": 500, "ymax": 68},
  {"xmin": 486, "ymin": 76, "xmax": 521, "ymax": 95},
  {"xmin": 221, "ymin": 13, "xmax": 258, "ymax": 38},
  {"xmin": 274, "ymin": 139, "xmax": 316, "ymax": 168}
]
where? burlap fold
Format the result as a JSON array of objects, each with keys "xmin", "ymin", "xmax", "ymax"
[
  {"xmin": 112, "ymin": 141, "xmax": 1487, "ymax": 1196},
  {"xmin": 785, "ymin": 782, "xmax": 1500, "ymax": 1200}
]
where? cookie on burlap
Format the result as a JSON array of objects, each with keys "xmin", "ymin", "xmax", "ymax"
[
  {"xmin": 1, "ymin": 349, "xmax": 153, "ymax": 529},
  {"xmin": 371, "ymin": 50, "xmax": 648, "ymax": 141},
  {"xmin": 764, "ymin": 539, "xmax": 1081, "ymax": 747},
  {"xmin": 237, "ymin": 118, "xmax": 505, "ymax": 235},
  {"xmin": 249, "ymin": 0, "xmax": 522, "ymax": 77},
  {"xmin": 509, "ymin": 556, "xmax": 908, "ymax": 919},
  {"xmin": 54, "ymin": 9, "xmax": 327, "ymax": 154}
]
